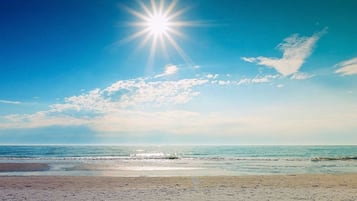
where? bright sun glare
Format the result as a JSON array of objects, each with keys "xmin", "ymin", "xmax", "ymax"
[
  {"xmin": 123, "ymin": 0, "xmax": 197, "ymax": 66},
  {"xmin": 147, "ymin": 14, "xmax": 169, "ymax": 35}
]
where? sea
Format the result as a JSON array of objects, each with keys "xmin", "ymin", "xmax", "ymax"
[{"xmin": 1, "ymin": 145, "xmax": 357, "ymax": 177}]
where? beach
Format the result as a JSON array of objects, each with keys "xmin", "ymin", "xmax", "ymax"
[
  {"xmin": 1, "ymin": 174, "xmax": 357, "ymax": 201},
  {"xmin": 1, "ymin": 146, "xmax": 357, "ymax": 200}
]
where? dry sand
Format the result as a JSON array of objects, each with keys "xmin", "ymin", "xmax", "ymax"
[{"xmin": 0, "ymin": 174, "xmax": 357, "ymax": 201}]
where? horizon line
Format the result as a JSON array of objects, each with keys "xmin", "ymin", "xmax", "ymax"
[{"xmin": 0, "ymin": 143, "xmax": 356, "ymax": 146}]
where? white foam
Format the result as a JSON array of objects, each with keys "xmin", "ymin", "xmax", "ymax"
[{"xmin": 117, "ymin": 166, "xmax": 204, "ymax": 171}]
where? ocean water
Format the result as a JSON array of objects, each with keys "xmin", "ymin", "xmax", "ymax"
[{"xmin": 0, "ymin": 145, "xmax": 357, "ymax": 176}]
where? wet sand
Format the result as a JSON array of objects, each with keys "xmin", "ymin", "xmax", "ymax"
[
  {"xmin": 0, "ymin": 174, "xmax": 357, "ymax": 201},
  {"xmin": 0, "ymin": 163, "xmax": 49, "ymax": 172}
]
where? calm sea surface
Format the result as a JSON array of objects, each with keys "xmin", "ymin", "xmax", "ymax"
[{"xmin": 1, "ymin": 145, "xmax": 357, "ymax": 176}]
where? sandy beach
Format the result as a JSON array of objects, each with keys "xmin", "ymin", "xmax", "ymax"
[{"xmin": 1, "ymin": 174, "xmax": 356, "ymax": 201}]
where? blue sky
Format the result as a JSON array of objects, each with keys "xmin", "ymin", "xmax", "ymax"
[{"xmin": 1, "ymin": 0, "xmax": 357, "ymax": 144}]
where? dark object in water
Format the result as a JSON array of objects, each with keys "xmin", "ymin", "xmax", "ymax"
[{"xmin": 167, "ymin": 156, "xmax": 179, "ymax": 160}]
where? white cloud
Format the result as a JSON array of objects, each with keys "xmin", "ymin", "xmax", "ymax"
[
  {"xmin": 2, "ymin": 112, "xmax": 88, "ymax": 129},
  {"xmin": 89, "ymin": 110, "xmax": 260, "ymax": 135},
  {"xmin": 335, "ymin": 57, "xmax": 357, "ymax": 75},
  {"xmin": 290, "ymin": 72, "xmax": 314, "ymax": 80},
  {"xmin": 236, "ymin": 78, "xmax": 250, "ymax": 85},
  {"xmin": 155, "ymin": 64, "xmax": 178, "ymax": 78},
  {"xmin": 218, "ymin": 80, "xmax": 231, "ymax": 85},
  {"xmin": 237, "ymin": 74, "xmax": 279, "ymax": 85},
  {"xmin": 3, "ymin": 102, "xmax": 357, "ymax": 139},
  {"xmin": 206, "ymin": 74, "xmax": 218, "ymax": 79},
  {"xmin": 90, "ymin": 104, "xmax": 357, "ymax": 136},
  {"xmin": 251, "ymin": 75, "xmax": 274, "ymax": 83},
  {"xmin": 242, "ymin": 30, "xmax": 325, "ymax": 76},
  {"xmin": 50, "ymin": 78, "xmax": 209, "ymax": 114},
  {"xmin": 90, "ymin": 110, "xmax": 203, "ymax": 134},
  {"xmin": 50, "ymin": 88, "xmax": 111, "ymax": 113},
  {"xmin": 0, "ymin": 99, "xmax": 21, "ymax": 105},
  {"xmin": 7, "ymin": 68, "xmax": 356, "ymax": 140},
  {"xmin": 241, "ymin": 57, "xmax": 257, "ymax": 63},
  {"xmin": 0, "ymin": 72, "xmax": 272, "ymax": 134},
  {"xmin": 208, "ymin": 74, "xmax": 279, "ymax": 86},
  {"xmin": 1, "ymin": 107, "xmax": 243, "ymax": 135},
  {"xmin": 1, "ymin": 75, "xmax": 210, "ymax": 130},
  {"xmin": 2, "ymin": 76, "xmax": 357, "ymax": 140}
]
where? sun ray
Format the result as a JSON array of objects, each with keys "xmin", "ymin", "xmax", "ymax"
[
  {"xmin": 124, "ymin": 6, "xmax": 149, "ymax": 21},
  {"xmin": 169, "ymin": 21, "xmax": 202, "ymax": 27},
  {"xmin": 166, "ymin": 28, "xmax": 185, "ymax": 38},
  {"xmin": 138, "ymin": 34, "xmax": 152, "ymax": 49},
  {"xmin": 138, "ymin": 1, "xmax": 152, "ymax": 17},
  {"xmin": 159, "ymin": 0, "xmax": 165, "ymax": 15},
  {"xmin": 166, "ymin": 7, "xmax": 189, "ymax": 21},
  {"xmin": 164, "ymin": 0, "xmax": 178, "ymax": 17},
  {"xmin": 119, "ymin": 27, "xmax": 151, "ymax": 44},
  {"xmin": 158, "ymin": 34, "xmax": 170, "ymax": 60},
  {"xmin": 148, "ymin": 35, "xmax": 158, "ymax": 69},
  {"xmin": 164, "ymin": 33, "xmax": 193, "ymax": 66},
  {"xmin": 150, "ymin": 0, "xmax": 158, "ymax": 15}
]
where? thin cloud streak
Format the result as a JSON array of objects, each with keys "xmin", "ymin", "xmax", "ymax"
[
  {"xmin": 290, "ymin": 72, "xmax": 314, "ymax": 80},
  {"xmin": 335, "ymin": 57, "xmax": 357, "ymax": 75},
  {"xmin": 0, "ymin": 99, "xmax": 21, "ymax": 105},
  {"xmin": 154, "ymin": 64, "xmax": 179, "ymax": 78}
]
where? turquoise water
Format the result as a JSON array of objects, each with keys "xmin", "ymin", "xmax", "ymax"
[{"xmin": 1, "ymin": 145, "xmax": 357, "ymax": 176}]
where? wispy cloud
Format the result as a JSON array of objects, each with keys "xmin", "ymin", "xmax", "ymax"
[
  {"xmin": 242, "ymin": 29, "xmax": 326, "ymax": 76},
  {"xmin": 89, "ymin": 110, "xmax": 234, "ymax": 134},
  {"xmin": 290, "ymin": 72, "xmax": 314, "ymax": 80},
  {"xmin": 335, "ymin": 57, "xmax": 357, "ymax": 75},
  {"xmin": 2, "ymin": 112, "xmax": 88, "ymax": 129},
  {"xmin": 209, "ymin": 74, "xmax": 279, "ymax": 86},
  {"xmin": 51, "ymin": 77, "xmax": 209, "ymax": 113},
  {"xmin": 236, "ymin": 74, "xmax": 280, "ymax": 85},
  {"xmin": 0, "ymin": 99, "xmax": 21, "ymax": 105},
  {"xmin": 154, "ymin": 64, "xmax": 179, "ymax": 78},
  {"xmin": 241, "ymin": 57, "xmax": 256, "ymax": 63},
  {"xmin": 206, "ymin": 74, "xmax": 219, "ymax": 79}
]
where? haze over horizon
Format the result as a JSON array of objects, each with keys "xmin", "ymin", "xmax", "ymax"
[{"xmin": 1, "ymin": 0, "xmax": 357, "ymax": 145}]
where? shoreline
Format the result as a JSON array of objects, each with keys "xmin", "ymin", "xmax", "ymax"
[
  {"xmin": 1, "ymin": 161, "xmax": 357, "ymax": 177},
  {"xmin": 1, "ymin": 174, "xmax": 357, "ymax": 200}
]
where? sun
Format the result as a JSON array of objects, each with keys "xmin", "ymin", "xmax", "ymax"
[
  {"xmin": 147, "ymin": 13, "xmax": 169, "ymax": 36},
  {"xmin": 122, "ymin": 0, "xmax": 197, "ymax": 67}
]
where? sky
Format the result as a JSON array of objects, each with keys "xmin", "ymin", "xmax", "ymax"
[{"xmin": 0, "ymin": 0, "xmax": 357, "ymax": 145}]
